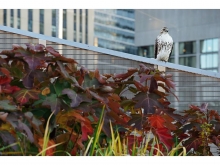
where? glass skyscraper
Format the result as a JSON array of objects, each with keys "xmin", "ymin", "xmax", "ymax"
[{"xmin": 94, "ymin": 9, "xmax": 137, "ymax": 55}]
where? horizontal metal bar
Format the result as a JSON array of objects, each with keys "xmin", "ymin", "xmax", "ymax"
[{"xmin": 1, "ymin": 26, "xmax": 220, "ymax": 79}]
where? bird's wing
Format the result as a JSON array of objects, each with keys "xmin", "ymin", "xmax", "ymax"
[
  {"xmin": 168, "ymin": 43, "xmax": 174, "ymax": 59},
  {"xmin": 154, "ymin": 37, "xmax": 159, "ymax": 59}
]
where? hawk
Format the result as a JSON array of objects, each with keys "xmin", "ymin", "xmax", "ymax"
[{"xmin": 154, "ymin": 27, "xmax": 173, "ymax": 62}]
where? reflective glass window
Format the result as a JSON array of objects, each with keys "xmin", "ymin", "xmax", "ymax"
[
  {"xmin": 3, "ymin": 9, "xmax": 7, "ymax": 26},
  {"xmin": 63, "ymin": 28, "xmax": 67, "ymax": 39},
  {"xmin": 200, "ymin": 38, "xmax": 219, "ymax": 71},
  {"xmin": 52, "ymin": 9, "xmax": 56, "ymax": 26},
  {"xmin": 28, "ymin": 9, "xmax": 33, "ymax": 32},
  {"xmin": 179, "ymin": 41, "xmax": 196, "ymax": 55},
  {"xmin": 95, "ymin": 11, "xmax": 135, "ymax": 31},
  {"xmin": 94, "ymin": 24, "xmax": 134, "ymax": 44},
  {"xmin": 97, "ymin": 38, "xmax": 137, "ymax": 55},
  {"xmin": 179, "ymin": 56, "xmax": 196, "ymax": 67},
  {"xmin": 200, "ymin": 38, "xmax": 219, "ymax": 53},
  {"xmin": 17, "ymin": 9, "xmax": 20, "ymax": 29},
  {"xmin": 40, "ymin": 9, "xmax": 44, "ymax": 34},
  {"xmin": 10, "ymin": 9, "xmax": 14, "ymax": 27},
  {"xmin": 52, "ymin": 26, "xmax": 56, "ymax": 37},
  {"xmin": 63, "ymin": 9, "xmax": 67, "ymax": 28},
  {"xmin": 200, "ymin": 53, "xmax": 218, "ymax": 69}
]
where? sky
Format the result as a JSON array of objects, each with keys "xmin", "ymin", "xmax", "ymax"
[{"xmin": 1, "ymin": 0, "xmax": 219, "ymax": 9}]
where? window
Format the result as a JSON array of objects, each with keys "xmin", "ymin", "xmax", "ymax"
[
  {"xmin": 138, "ymin": 45, "xmax": 174, "ymax": 58},
  {"xmin": 179, "ymin": 56, "xmax": 196, "ymax": 67},
  {"xmin": 200, "ymin": 38, "xmax": 219, "ymax": 71},
  {"xmin": 138, "ymin": 46, "xmax": 154, "ymax": 58},
  {"xmin": 63, "ymin": 9, "xmax": 67, "ymax": 28},
  {"xmin": 79, "ymin": 9, "xmax": 82, "ymax": 33},
  {"xmin": 179, "ymin": 41, "xmax": 196, "ymax": 55},
  {"xmin": 98, "ymin": 38, "xmax": 137, "ymax": 55},
  {"xmin": 28, "ymin": 9, "xmax": 33, "ymax": 32},
  {"xmin": 200, "ymin": 54, "xmax": 218, "ymax": 70},
  {"xmin": 10, "ymin": 9, "xmax": 14, "ymax": 27},
  {"xmin": 52, "ymin": 9, "xmax": 56, "ymax": 26},
  {"xmin": 40, "ymin": 9, "xmax": 44, "ymax": 34},
  {"xmin": 94, "ymin": 24, "xmax": 135, "ymax": 44},
  {"xmin": 200, "ymin": 38, "xmax": 218, "ymax": 53},
  {"xmin": 178, "ymin": 41, "xmax": 196, "ymax": 67},
  {"xmin": 85, "ymin": 9, "xmax": 88, "ymax": 44},
  {"xmin": 73, "ymin": 9, "xmax": 77, "ymax": 41},
  {"xmin": 17, "ymin": 9, "xmax": 20, "ymax": 29},
  {"xmin": 79, "ymin": 32, "xmax": 82, "ymax": 43},
  {"xmin": 52, "ymin": 9, "xmax": 57, "ymax": 37},
  {"xmin": 52, "ymin": 26, "xmax": 56, "ymax": 37},
  {"xmin": 95, "ymin": 11, "xmax": 135, "ymax": 31},
  {"xmin": 63, "ymin": 28, "xmax": 67, "ymax": 40},
  {"xmin": 3, "ymin": 9, "xmax": 7, "ymax": 26},
  {"xmin": 74, "ymin": 31, "xmax": 76, "ymax": 42},
  {"xmin": 63, "ymin": 9, "xmax": 67, "ymax": 39}
]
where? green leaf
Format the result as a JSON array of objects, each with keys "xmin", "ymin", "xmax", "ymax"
[
  {"xmin": 31, "ymin": 108, "xmax": 51, "ymax": 119},
  {"xmin": 0, "ymin": 100, "xmax": 17, "ymax": 112},
  {"xmin": 42, "ymin": 94, "xmax": 61, "ymax": 114},
  {"xmin": 83, "ymin": 73, "xmax": 101, "ymax": 88},
  {"xmin": 51, "ymin": 78, "xmax": 71, "ymax": 97}
]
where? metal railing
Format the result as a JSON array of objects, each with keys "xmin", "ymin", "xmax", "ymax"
[{"xmin": 1, "ymin": 25, "xmax": 220, "ymax": 113}]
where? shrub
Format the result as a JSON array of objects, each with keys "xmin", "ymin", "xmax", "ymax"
[{"xmin": 0, "ymin": 43, "xmax": 219, "ymax": 156}]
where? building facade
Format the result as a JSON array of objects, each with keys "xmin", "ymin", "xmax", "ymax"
[
  {"xmin": 0, "ymin": 9, "xmax": 137, "ymax": 55},
  {"xmin": 135, "ymin": 9, "xmax": 220, "ymax": 72}
]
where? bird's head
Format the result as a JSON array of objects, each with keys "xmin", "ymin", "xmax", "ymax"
[{"xmin": 161, "ymin": 27, "xmax": 169, "ymax": 33}]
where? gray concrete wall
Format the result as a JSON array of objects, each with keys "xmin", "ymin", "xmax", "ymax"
[{"xmin": 135, "ymin": 9, "xmax": 220, "ymax": 46}]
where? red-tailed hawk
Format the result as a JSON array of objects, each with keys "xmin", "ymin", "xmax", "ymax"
[{"xmin": 155, "ymin": 27, "xmax": 173, "ymax": 62}]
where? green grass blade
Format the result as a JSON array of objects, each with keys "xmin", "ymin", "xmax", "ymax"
[{"xmin": 89, "ymin": 105, "xmax": 105, "ymax": 156}]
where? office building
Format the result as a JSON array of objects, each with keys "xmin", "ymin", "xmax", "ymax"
[
  {"xmin": 135, "ymin": 9, "xmax": 220, "ymax": 72},
  {"xmin": 0, "ymin": 9, "xmax": 137, "ymax": 54}
]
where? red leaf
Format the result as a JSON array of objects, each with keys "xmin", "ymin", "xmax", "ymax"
[
  {"xmin": 162, "ymin": 114, "xmax": 177, "ymax": 131},
  {"xmin": 139, "ymin": 63, "xmax": 151, "ymax": 74},
  {"xmin": 183, "ymin": 137, "xmax": 202, "ymax": 152},
  {"xmin": 165, "ymin": 78, "xmax": 176, "ymax": 90},
  {"xmin": 81, "ymin": 118, "xmax": 93, "ymax": 141},
  {"xmin": 13, "ymin": 89, "xmax": 40, "ymax": 105},
  {"xmin": 38, "ymin": 138, "xmax": 55, "ymax": 156},
  {"xmin": 133, "ymin": 92, "xmax": 163, "ymax": 114},
  {"xmin": 26, "ymin": 43, "xmax": 45, "ymax": 53},
  {"xmin": 189, "ymin": 104, "xmax": 200, "ymax": 111},
  {"xmin": 87, "ymin": 89, "xmax": 108, "ymax": 104},
  {"xmin": 127, "ymin": 135, "xmax": 143, "ymax": 155},
  {"xmin": 134, "ymin": 80, "xmax": 148, "ymax": 92},
  {"xmin": 46, "ymin": 46, "xmax": 61, "ymax": 57},
  {"xmin": 155, "ymin": 128, "xmax": 173, "ymax": 150},
  {"xmin": 107, "ymin": 95, "xmax": 121, "ymax": 114},
  {"xmin": 94, "ymin": 69, "xmax": 107, "ymax": 84},
  {"xmin": 114, "ymin": 68, "xmax": 138, "ymax": 81},
  {"xmin": 1, "ymin": 84, "xmax": 20, "ymax": 94},
  {"xmin": 0, "ymin": 68, "xmax": 11, "ymax": 85},
  {"xmin": 148, "ymin": 114, "xmax": 165, "ymax": 129},
  {"xmin": 139, "ymin": 74, "xmax": 152, "ymax": 83}
]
